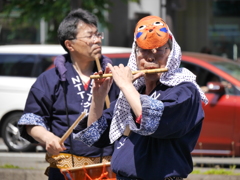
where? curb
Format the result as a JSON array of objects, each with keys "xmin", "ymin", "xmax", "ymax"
[{"xmin": 0, "ymin": 169, "xmax": 47, "ymax": 180}]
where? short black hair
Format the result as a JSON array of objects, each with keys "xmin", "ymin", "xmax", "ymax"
[{"xmin": 57, "ymin": 8, "xmax": 98, "ymax": 52}]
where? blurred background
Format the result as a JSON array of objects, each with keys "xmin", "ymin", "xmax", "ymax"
[
  {"xmin": 0, "ymin": 0, "xmax": 239, "ymax": 60},
  {"xmin": 1, "ymin": 2, "xmax": 240, "ymax": 179}
]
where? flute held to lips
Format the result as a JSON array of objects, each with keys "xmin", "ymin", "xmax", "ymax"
[{"xmin": 90, "ymin": 67, "xmax": 168, "ymax": 79}]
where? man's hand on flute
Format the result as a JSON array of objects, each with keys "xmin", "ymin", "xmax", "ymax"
[
  {"xmin": 92, "ymin": 66, "xmax": 113, "ymax": 103},
  {"xmin": 107, "ymin": 63, "xmax": 143, "ymax": 118},
  {"xmin": 107, "ymin": 63, "xmax": 144, "ymax": 89},
  {"xmin": 88, "ymin": 66, "xmax": 113, "ymax": 126}
]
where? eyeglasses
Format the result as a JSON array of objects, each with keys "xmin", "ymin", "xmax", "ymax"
[
  {"xmin": 135, "ymin": 46, "xmax": 169, "ymax": 57},
  {"xmin": 73, "ymin": 32, "xmax": 104, "ymax": 42}
]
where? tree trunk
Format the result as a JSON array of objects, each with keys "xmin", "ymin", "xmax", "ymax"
[{"xmin": 70, "ymin": 0, "xmax": 82, "ymax": 10}]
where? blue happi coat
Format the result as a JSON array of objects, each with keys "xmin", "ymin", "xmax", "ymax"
[
  {"xmin": 74, "ymin": 82, "xmax": 204, "ymax": 179},
  {"xmin": 18, "ymin": 54, "xmax": 119, "ymax": 157}
]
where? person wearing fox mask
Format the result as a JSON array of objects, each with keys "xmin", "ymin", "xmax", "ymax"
[{"xmin": 74, "ymin": 16, "xmax": 208, "ymax": 180}]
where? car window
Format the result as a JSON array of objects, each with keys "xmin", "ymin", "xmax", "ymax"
[
  {"xmin": 211, "ymin": 61, "xmax": 240, "ymax": 81},
  {"xmin": 32, "ymin": 55, "xmax": 56, "ymax": 77},
  {"xmin": 111, "ymin": 58, "xmax": 129, "ymax": 66},
  {"xmin": 180, "ymin": 61, "xmax": 236, "ymax": 95},
  {"xmin": 0, "ymin": 54, "xmax": 36, "ymax": 77},
  {"xmin": 0, "ymin": 54, "xmax": 56, "ymax": 77},
  {"xmin": 180, "ymin": 61, "xmax": 214, "ymax": 86}
]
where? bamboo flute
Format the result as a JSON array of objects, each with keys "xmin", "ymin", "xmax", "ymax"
[
  {"xmin": 90, "ymin": 67, "xmax": 168, "ymax": 79},
  {"xmin": 95, "ymin": 57, "xmax": 110, "ymax": 108}
]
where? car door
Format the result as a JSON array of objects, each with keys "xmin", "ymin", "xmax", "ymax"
[
  {"xmin": 201, "ymin": 87, "xmax": 236, "ymax": 156},
  {"xmin": 181, "ymin": 61, "xmax": 235, "ymax": 156}
]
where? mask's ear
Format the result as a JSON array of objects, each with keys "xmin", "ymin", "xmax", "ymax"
[{"xmin": 134, "ymin": 16, "xmax": 169, "ymax": 49}]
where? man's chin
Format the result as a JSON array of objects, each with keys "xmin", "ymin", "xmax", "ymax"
[{"xmin": 92, "ymin": 47, "xmax": 102, "ymax": 58}]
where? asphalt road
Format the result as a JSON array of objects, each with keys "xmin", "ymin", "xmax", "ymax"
[
  {"xmin": 0, "ymin": 152, "xmax": 240, "ymax": 180},
  {"xmin": 0, "ymin": 138, "xmax": 240, "ymax": 180},
  {"xmin": 0, "ymin": 138, "xmax": 8, "ymax": 151}
]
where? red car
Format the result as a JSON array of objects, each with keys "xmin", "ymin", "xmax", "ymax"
[{"xmin": 181, "ymin": 52, "xmax": 240, "ymax": 157}]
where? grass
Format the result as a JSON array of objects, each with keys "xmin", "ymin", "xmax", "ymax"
[
  {"xmin": 0, "ymin": 164, "xmax": 36, "ymax": 170},
  {"xmin": 0, "ymin": 164, "xmax": 20, "ymax": 169},
  {"xmin": 192, "ymin": 165, "xmax": 240, "ymax": 176}
]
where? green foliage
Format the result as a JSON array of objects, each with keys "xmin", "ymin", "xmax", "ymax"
[
  {"xmin": 82, "ymin": 0, "xmax": 112, "ymax": 28},
  {"xmin": 1, "ymin": 0, "xmax": 139, "ymax": 28},
  {"xmin": 0, "ymin": 0, "xmax": 139, "ymax": 43},
  {"xmin": 1, "ymin": 0, "xmax": 70, "ymax": 43},
  {"xmin": 2, "ymin": 0, "xmax": 70, "ymax": 27}
]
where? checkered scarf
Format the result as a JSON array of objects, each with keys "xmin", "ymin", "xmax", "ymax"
[{"xmin": 109, "ymin": 30, "xmax": 208, "ymax": 143}]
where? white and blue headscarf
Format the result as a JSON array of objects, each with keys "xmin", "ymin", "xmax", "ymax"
[{"xmin": 109, "ymin": 29, "xmax": 208, "ymax": 144}]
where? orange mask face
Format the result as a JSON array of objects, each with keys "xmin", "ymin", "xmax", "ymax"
[{"xmin": 134, "ymin": 16, "xmax": 169, "ymax": 49}]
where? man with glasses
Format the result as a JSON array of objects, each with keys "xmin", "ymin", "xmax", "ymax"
[
  {"xmin": 18, "ymin": 8, "xmax": 119, "ymax": 180},
  {"xmin": 74, "ymin": 16, "xmax": 208, "ymax": 180}
]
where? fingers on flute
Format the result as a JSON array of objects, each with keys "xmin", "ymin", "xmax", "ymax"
[
  {"xmin": 118, "ymin": 63, "xmax": 125, "ymax": 67},
  {"xmin": 107, "ymin": 63, "xmax": 125, "ymax": 71},
  {"xmin": 98, "ymin": 70, "xmax": 103, "ymax": 75},
  {"xmin": 93, "ymin": 69, "xmax": 104, "ymax": 76},
  {"xmin": 107, "ymin": 63, "xmax": 113, "ymax": 70},
  {"xmin": 104, "ymin": 66, "xmax": 111, "ymax": 74},
  {"xmin": 93, "ymin": 72, "xmax": 100, "ymax": 80}
]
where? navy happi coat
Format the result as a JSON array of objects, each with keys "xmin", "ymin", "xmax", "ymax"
[
  {"xmin": 74, "ymin": 82, "xmax": 204, "ymax": 179},
  {"xmin": 18, "ymin": 54, "xmax": 119, "ymax": 157}
]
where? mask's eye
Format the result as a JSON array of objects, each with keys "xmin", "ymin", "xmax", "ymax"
[
  {"xmin": 138, "ymin": 25, "xmax": 146, "ymax": 31},
  {"xmin": 153, "ymin": 21, "xmax": 164, "ymax": 26}
]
